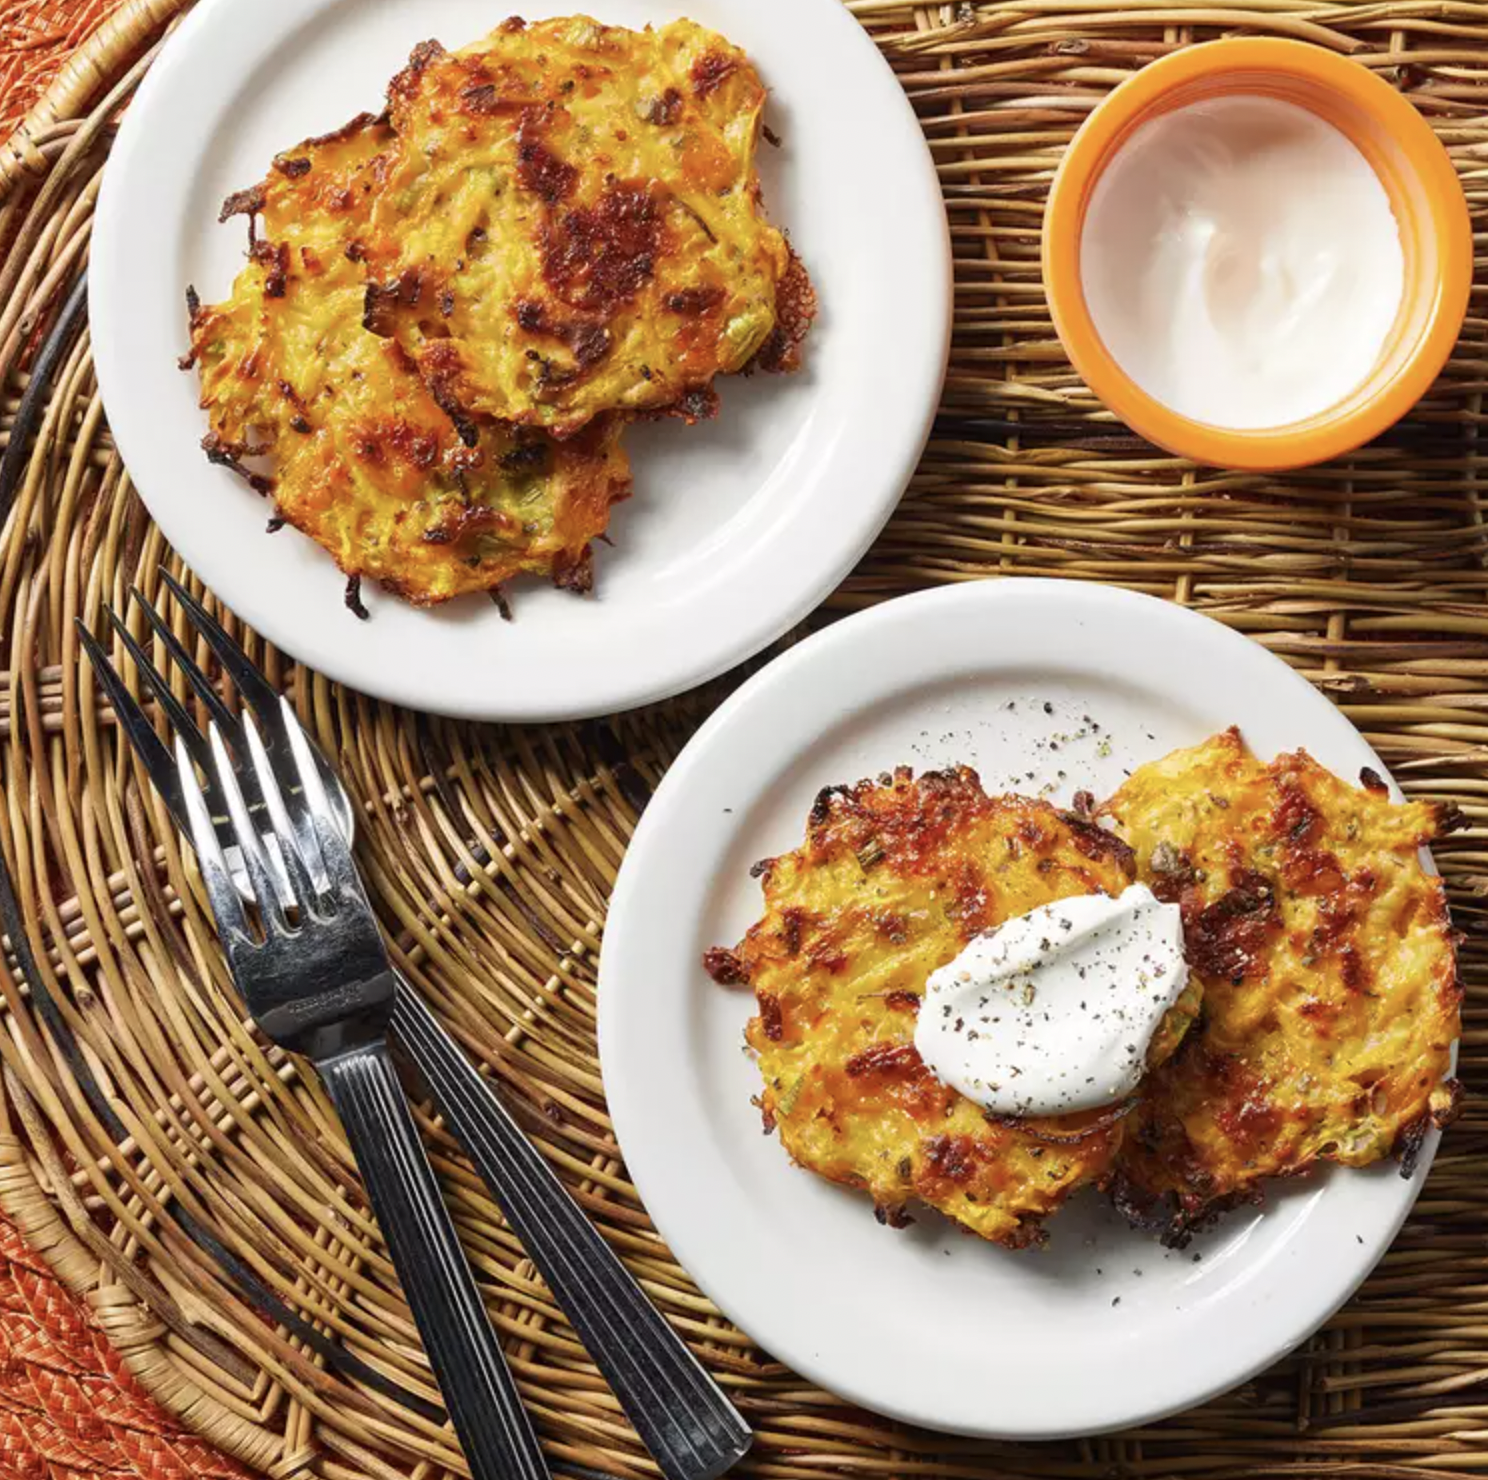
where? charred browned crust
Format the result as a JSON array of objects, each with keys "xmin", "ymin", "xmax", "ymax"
[
  {"xmin": 551, "ymin": 545, "xmax": 594, "ymax": 594},
  {"xmin": 1432, "ymin": 1076, "xmax": 1465, "ymax": 1130},
  {"xmin": 298, "ymin": 109, "xmax": 386, "ymax": 153},
  {"xmin": 200, "ymin": 431, "xmax": 272, "ymax": 496},
  {"xmin": 190, "ymin": 114, "xmax": 632, "ymax": 609},
  {"xmin": 1108, "ymin": 1168, "xmax": 1260, "ymax": 1250},
  {"xmin": 387, "ymin": 38, "xmax": 447, "ymax": 111},
  {"xmin": 516, "ymin": 107, "xmax": 581, "ymax": 205},
  {"xmin": 218, "ymin": 183, "xmax": 265, "ymax": 223},
  {"xmin": 709, "ymin": 765, "xmax": 1148, "ymax": 1249},
  {"xmin": 702, "ymin": 946, "xmax": 749, "ymax": 985},
  {"xmin": 416, "ymin": 340, "xmax": 482, "ymax": 449},
  {"xmin": 798, "ymin": 765, "xmax": 1133, "ymax": 902},
  {"xmin": 364, "ymin": 18, "xmax": 812, "ymax": 434},
  {"xmin": 190, "ymin": 16, "xmax": 812, "ymax": 608},
  {"xmin": 691, "ymin": 50, "xmax": 740, "ymax": 97},
  {"xmin": 251, "ymin": 239, "xmax": 291, "ymax": 298},
  {"xmin": 748, "ymin": 247, "xmax": 817, "ymax": 374},
  {"xmin": 1056, "ymin": 809, "xmax": 1137, "ymax": 874},
  {"xmin": 1437, "ymin": 801, "xmax": 1470, "ymax": 836},
  {"xmin": 363, "ymin": 269, "xmax": 423, "ymax": 336},
  {"xmin": 637, "ymin": 384, "xmax": 722, "ymax": 427},
  {"xmin": 1101, "ymin": 731, "xmax": 1463, "ymax": 1239},
  {"xmin": 1183, "ymin": 870, "xmax": 1279, "ymax": 984}
]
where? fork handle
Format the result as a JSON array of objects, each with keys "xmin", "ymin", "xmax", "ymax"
[
  {"xmin": 319, "ymin": 1039, "xmax": 550, "ymax": 1480},
  {"xmin": 390, "ymin": 983, "xmax": 751, "ymax": 1480}
]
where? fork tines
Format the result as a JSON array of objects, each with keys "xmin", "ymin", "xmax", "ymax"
[
  {"xmin": 78, "ymin": 574, "xmax": 274, "ymax": 807},
  {"xmin": 76, "ymin": 570, "xmax": 338, "ymax": 896}
]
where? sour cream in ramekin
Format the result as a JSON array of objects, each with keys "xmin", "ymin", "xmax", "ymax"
[
  {"xmin": 1042, "ymin": 39, "xmax": 1472, "ymax": 470},
  {"xmin": 1080, "ymin": 95, "xmax": 1404, "ymax": 432}
]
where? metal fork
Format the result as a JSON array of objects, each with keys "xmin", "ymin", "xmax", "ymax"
[
  {"xmin": 176, "ymin": 695, "xmax": 549, "ymax": 1476},
  {"xmin": 78, "ymin": 573, "xmax": 752, "ymax": 1480}
]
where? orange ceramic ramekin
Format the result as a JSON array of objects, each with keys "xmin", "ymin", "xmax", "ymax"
[{"xmin": 1042, "ymin": 39, "xmax": 1472, "ymax": 471}]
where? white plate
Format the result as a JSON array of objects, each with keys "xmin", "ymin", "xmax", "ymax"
[
  {"xmin": 598, "ymin": 579, "xmax": 1444, "ymax": 1439},
  {"xmin": 90, "ymin": 0, "xmax": 948, "ymax": 721}
]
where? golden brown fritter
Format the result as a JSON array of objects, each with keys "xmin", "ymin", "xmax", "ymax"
[
  {"xmin": 362, "ymin": 16, "xmax": 814, "ymax": 437},
  {"xmin": 706, "ymin": 767, "xmax": 1202, "ymax": 1249},
  {"xmin": 188, "ymin": 115, "xmax": 631, "ymax": 606},
  {"xmin": 1100, "ymin": 729, "xmax": 1463, "ymax": 1243}
]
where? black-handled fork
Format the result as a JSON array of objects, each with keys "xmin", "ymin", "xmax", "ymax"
[
  {"xmin": 175, "ymin": 686, "xmax": 549, "ymax": 1479},
  {"xmin": 78, "ymin": 573, "xmax": 752, "ymax": 1480}
]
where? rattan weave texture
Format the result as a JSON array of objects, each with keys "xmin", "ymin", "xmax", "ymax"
[{"xmin": 3, "ymin": 2, "xmax": 1488, "ymax": 1477}]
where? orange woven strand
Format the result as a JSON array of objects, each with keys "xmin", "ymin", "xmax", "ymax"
[
  {"xmin": 0, "ymin": 1214, "xmax": 252, "ymax": 1480},
  {"xmin": 0, "ymin": 0, "xmax": 126, "ymax": 138}
]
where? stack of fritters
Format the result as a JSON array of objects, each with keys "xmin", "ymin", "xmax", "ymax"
[
  {"xmin": 712, "ymin": 735, "xmax": 1461, "ymax": 1249},
  {"xmin": 187, "ymin": 15, "xmax": 813, "ymax": 607},
  {"xmin": 189, "ymin": 116, "xmax": 629, "ymax": 605},
  {"xmin": 706, "ymin": 767, "xmax": 1201, "ymax": 1249}
]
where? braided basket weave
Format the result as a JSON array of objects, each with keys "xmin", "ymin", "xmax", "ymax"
[
  {"xmin": 3, "ymin": 1, "xmax": 1488, "ymax": 1476},
  {"xmin": 0, "ymin": 1209, "xmax": 253, "ymax": 1480}
]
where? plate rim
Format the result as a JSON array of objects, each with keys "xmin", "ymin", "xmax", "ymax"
[
  {"xmin": 88, "ymin": 0, "xmax": 952, "ymax": 722},
  {"xmin": 597, "ymin": 577, "xmax": 1444, "ymax": 1438}
]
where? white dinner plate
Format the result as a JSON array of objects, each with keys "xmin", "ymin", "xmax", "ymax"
[
  {"xmin": 598, "ymin": 579, "xmax": 1446, "ymax": 1438},
  {"xmin": 90, "ymin": 0, "xmax": 948, "ymax": 721}
]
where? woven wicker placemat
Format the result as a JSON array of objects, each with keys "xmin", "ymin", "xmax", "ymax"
[{"xmin": 2, "ymin": 1, "xmax": 1488, "ymax": 1477}]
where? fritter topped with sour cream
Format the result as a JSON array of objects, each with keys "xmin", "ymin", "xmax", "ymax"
[
  {"xmin": 1100, "ymin": 729, "xmax": 1463, "ymax": 1243},
  {"xmin": 707, "ymin": 767, "xmax": 1199, "ymax": 1248}
]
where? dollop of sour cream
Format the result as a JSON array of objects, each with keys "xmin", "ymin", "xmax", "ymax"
[
  {"xmin": 1079, "ymin": 95, "xmax": 1404, "ymax": 431},
  {"xmin": 913, "ymin": 884, "xmax": 1188, "ymax": 1118}
]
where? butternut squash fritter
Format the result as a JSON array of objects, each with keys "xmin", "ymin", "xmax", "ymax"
[
  {"xmin": 362, "ymin": 16, "xmax": 813, "ymax": 437},
  {"xmin": 707, "ymin": 768, "xmax": 1202, "ymax": 1249},
  {"xmin": 1100, "ymin": 730, "xmax": 1463, "ymax": 1243},
  {"xmin": 188, "ymin": 115, "xmax": 630, "ymax": 605}
]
